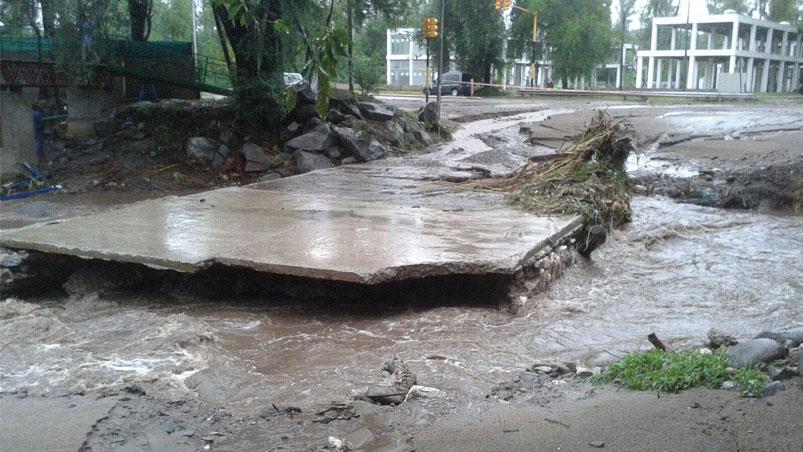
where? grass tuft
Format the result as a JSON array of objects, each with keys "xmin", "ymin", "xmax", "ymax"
[{"xmin": 591, "ymin": 349, "xmax": 767, "ymax": 395}]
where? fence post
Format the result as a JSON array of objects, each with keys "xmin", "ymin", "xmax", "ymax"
[{"xmin": 470, "ymin": 78, "xmax": 474, "ymax": 97}]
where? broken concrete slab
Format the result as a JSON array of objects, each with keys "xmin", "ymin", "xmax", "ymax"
[
  {"xmin": 1, "ymin": 107, "xmax": 583, "ymax": 286},
  {"xmin": 0, "ymin": 164, "xmax": 580, "ymax": 285}
]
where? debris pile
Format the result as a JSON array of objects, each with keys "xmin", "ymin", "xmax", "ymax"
[
  {"xmin": 509, "ymin": 110, "xmax": 632, "ymax": 226},
  {"xmin": 472, "ymin": 110, "xmax": 633, "ymax": 229}
]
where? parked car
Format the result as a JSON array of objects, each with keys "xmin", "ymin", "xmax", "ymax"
[
  {"xmin": 283, "ymin": 72, "xmax": 304, "ymax": 87},
  {"xmin": 424, "ymin": 71, "xmax": 474, "ymax": 96}
]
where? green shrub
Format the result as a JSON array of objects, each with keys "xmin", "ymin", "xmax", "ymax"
[
  {"xmin": 591, "ymin": 349, "xmax": 767, "ymax": 395},
  {"xmin": 353, "ymin": 57, "xmax": 384, "ymax": 96}
]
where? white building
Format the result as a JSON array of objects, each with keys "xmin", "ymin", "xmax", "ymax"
[
  {"xmin": 600, "ymin": 44, "xmax": 639, "ymax": 88},
  {"xmin": 386, "ymin": 28, "xmax": 432, "ymax": 87},
  {"xmin": 636, "ymin": 12, "xmax": 802, "ymax": 92}
]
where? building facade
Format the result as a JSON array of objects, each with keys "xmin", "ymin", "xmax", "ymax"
[
  {"xmin": 386, "ymin": 28, "xmax": 430, "ymax": 87},
  {"xmin": 636, "ymin": 13, "xmax": 802, "ymax": 93}
]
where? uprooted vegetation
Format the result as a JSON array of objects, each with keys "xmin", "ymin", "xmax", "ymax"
[{"xmin": 469, "ymin": 111, "xmax": 633, "ymax": 228}]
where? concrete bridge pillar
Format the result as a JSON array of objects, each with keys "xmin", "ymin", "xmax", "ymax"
[
  {"xmin": 0, "ymin": 89, "xmax": 37, "ymax": 177},
  {"xmin": 65, "ymin": 87, "xmax": 124, "ymax": 139}
]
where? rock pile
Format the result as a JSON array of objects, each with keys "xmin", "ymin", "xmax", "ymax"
[{"xmin": 103, "ymin": 95, "xmax": 436, "ymax": 182}]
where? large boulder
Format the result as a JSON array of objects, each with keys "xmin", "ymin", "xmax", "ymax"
[
  {"xmin": 357, "ymin": 102, "xmax": 397, "ymax": 121},
  {"xmin": 418, "ymin": 101, "xmax": 438, "ymax": 128},
  {"xmin": 333, "ymin": 126, "xmax": 386, "ymax": 162},
  {"xmin": 285, "ymin": 125, "xmax": 335, "ymax": 152},
  {"xmin": 413, "ymin": 129, "xmax": 433, "ymax": 147},
  {"xmin": 725, "ymin": 338, "xmax": 787, "ymax": 368},
  {"xmin": 383, "ymin": 120, "xmax": 405, "ymax": 146},
  {"xmin": 186, "ymin": 137, "xmax": 216, "ymax": 164},
  {"xmin": 330, "ymin": 98, "xmax": 363, "ymax": 119},
  {"xmin": 754, "ymin": 328, "xmax": 803, "ymax": 349},
  {"xmin": 241, "ymin": 143, "xmax": 273, "ymax": 172},
  {"xmin": 295, "ymin": 150, "xmax": 333, "ymax": 173},
  {"xmin": 211, "ymin": 144, "xmax": 231, "ymax": 168},
  {"xmin": 289, "ymin": 104, "xmax": 320, "ymax": 123}
]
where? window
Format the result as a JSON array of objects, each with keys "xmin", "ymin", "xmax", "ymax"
[
  {"xmin": 391, "ymin": 33, "xmax": 410, "ymax": 55},
  {"xmin": 389, "ymin": 60, "xmax": 409, "ymax": 85}
]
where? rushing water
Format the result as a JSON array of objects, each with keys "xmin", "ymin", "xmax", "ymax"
[{"xmin": 2, "ymin": 197, "xmax": 801, "ymax": 416}]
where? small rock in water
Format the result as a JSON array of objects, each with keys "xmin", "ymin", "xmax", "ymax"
[
  {"xmin": 721, "ymin": 380, "xmax": 737, "ymax": 390},
  {"xmin": 328, "ymin": 436, "xmax": 343, "ymax": 449},
  {"xmin": 761, "ymin": 381, "xmax": 785, "ymax": 397},
  {"xmin": 589, "ymin": 441, "xmax": 605, "ymax": 448},
  {"xmin": 706, "ymin": 329, "xmax": 738, "ymax": 349},
  {"xmin": 123, "ymin": 384, "xmax": 146, "ymax": 396},
  {"xmin": 690, "ymin": 402, "xmax": 701, "ymax": 409},
  {"xmin": 575, "ymin": 366, "xmax": 595, "ymax": 378},
  {"xmin": 767, "ymin": 366, "xmax": 797, "ymax": 381},
  {"xmin": 404, "ymin": 385, "xmax": 443, "ymax": 402}
]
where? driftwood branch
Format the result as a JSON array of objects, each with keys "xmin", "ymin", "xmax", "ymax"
[{"xmin": 647, "ymin": 333, "xmax": 667, "ymax": 351}]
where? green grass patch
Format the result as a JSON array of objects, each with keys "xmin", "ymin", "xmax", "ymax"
[{"xmin": 591, "ymin": 349, "xmax": 767, "ymax": 395}]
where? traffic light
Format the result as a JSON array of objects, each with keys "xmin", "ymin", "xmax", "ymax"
[
  {"xmin": 495, "ymin": 0, "xmax": 511, "ymax": 11},
  {"xmin": 423, "ymin": 17, "xmax": 438, "ymax": 39}
]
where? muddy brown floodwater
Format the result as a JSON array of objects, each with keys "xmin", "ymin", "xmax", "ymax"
[{"xmin": 2, "ymin": 198, "xmax": 802, "ymax": 416}]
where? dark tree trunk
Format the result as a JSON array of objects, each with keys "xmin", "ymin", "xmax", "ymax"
[
  {"xmin": 561, "ymin": 75, "xmax": 568, "ymax": 89},
  {"xmin": 39, "ymin": 0, "xmax": 55, "ymax": 37},
  {"xmin": 347, "ymin": 0, "xmax": 354, "ymax": 92},
  {"xmin": 128, "ymin": 0, "xmax": 152, "ymax": 41},
  {"xmin": 213, "ymin": 0, "xmax": 282, "ymax": 87}
]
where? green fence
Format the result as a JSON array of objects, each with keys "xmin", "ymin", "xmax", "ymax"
[{"xmin": 1, "ymin": 35, "xmax": 233, "ymax": 95}]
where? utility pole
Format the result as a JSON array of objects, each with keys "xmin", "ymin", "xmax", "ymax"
[
  {"xmin": 436, "ymin": 0, "xmax": 445, "ymax": 125},
  {"xmin": 191, "ymin": 0, "xmax": 198, "ymax": 66}
]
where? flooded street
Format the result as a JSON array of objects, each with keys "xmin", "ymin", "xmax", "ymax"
[{"xmin": 2, "ymin": 99, "xmax": 802, "ymax": 450}]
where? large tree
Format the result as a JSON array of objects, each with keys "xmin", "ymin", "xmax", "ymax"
[
  {"xmin": 767, "ymin": 0, "xmax": 799, "ymax": 21},
  {"xmin": 427, "ymin": 0, "xmax": 505, "ymax": 84},
  {"xmin": 639, "ymin": 0, "xmax": 676, "ymax": 49},
  {"xmin": 541, "ymin": 0, "xmax": 612, "ymax": 88},
  {"xmin": 128, "ymin": 0, "xmax": 153, "ymax": 41},
  {"xmin": 508, "ymin": 0, "xmax": 544, "ymax": 84},
  {"xmin": 343, "ymin": 1, "xmax": 419, "ymax": 91}
]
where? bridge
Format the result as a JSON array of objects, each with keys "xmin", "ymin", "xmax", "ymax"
[{"xmin": 0, "ymin": 35, "xmax": 232, "ymax": 177}]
